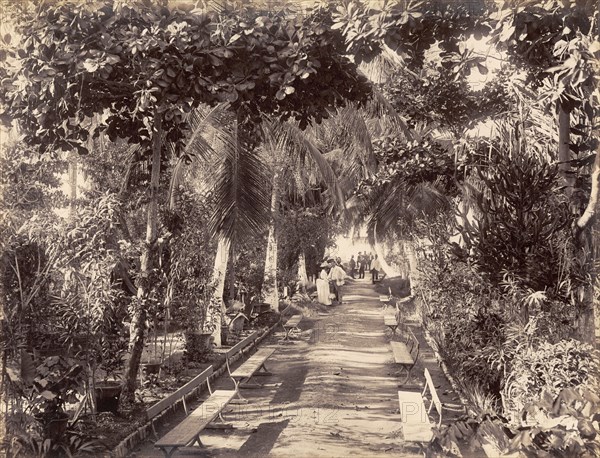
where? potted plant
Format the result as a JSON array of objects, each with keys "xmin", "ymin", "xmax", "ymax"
[
  {"xmin": 6, "ymin": 354, "xmax": 86, "ymax": 441},
  {"xmin": 94, "ymin": 333, "xmax": 127, "ymax": 413},
  {"xmin": 182, "ymin": 290, "xmax": 221, "ymax": 361}
]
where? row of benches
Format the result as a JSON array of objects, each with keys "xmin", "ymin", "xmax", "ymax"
[
  {"xmin": 149, "ymin": 311, "xmax": 303, "ymax": 457},
  {"xmin": 381, "ymin": 290, "xmax": 443, "ymax": 443}
]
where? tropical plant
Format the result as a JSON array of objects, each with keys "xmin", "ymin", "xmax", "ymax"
[
  {"xmin": 0, "ymin": 0, "xmax": 372, "ymax": 407},
  {"xmin": 503, "ymin": 339, "xmax": 599, "ymax": 418},
  {"xmin": 3, "ymin": 354, "xmax": 100, "ymax": 457}
]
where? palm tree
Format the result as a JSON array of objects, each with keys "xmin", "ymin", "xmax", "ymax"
[
  {"xmin": 169, "ymin": 105, "xmax": 269, "ymax": 346},
  {"xmin": 257, "ymin": 119, "xmax": 347, "ymax": 309}
]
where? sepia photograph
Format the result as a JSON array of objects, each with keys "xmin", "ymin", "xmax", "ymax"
[{"xmin": 0, "ymin": 0, "xmax": 599, "ymax": 456}]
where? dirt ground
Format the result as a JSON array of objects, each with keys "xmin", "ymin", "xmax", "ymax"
[{"xmin": 131, "ymin": 277, "xmax": 463, "ymax": 458}]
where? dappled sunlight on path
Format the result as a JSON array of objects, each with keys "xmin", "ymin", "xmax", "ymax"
[{"xmin": 133, "ymin": 279, "xmax": 426, "ymax": 457}]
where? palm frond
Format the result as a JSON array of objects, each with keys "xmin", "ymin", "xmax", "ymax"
[
  {"xmin": 265, "ymin": 121, "xmax": 347, "ymax": 212},
  {"xmin": 209, "ymin": 125, "xmax": 270, "ymax": 242},
  {"xmin": 366, "ymin": 179, "xmax": 450, "ymax": 244},
  {"xmin": 168, "ymin": 103, "xmax": 235, "ymax": 210}
]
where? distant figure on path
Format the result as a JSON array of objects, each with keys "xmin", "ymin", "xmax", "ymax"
[
  {"xmin": 348, "ymin": 255, "xmax": 356, "ymax": 278},
  {"xmin": 367, "ymin": 252, "xmax": 374, "ymax": 271},
  {"xmin": 371, "ymin": 254, "xmax": 382, "ymax": 283},
  {"xmin": 358, "ymin": 253, "xmax": 366, "ymax": 279},
  {"xmin": 316, "ymin": 262, "xmax": 332, "ymax": 305}
]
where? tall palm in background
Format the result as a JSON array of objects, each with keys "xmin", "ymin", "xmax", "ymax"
[
  {"xmin": 169, "ymin": 105, "xmax": 270, "ymax": 346},
  {"xmin": 258, "ymin": 120, "xmax": 346, "ymax": 309}
]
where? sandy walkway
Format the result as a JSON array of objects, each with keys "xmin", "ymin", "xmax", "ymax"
[{"xmin": 132, "ymin": 278, "xmax": 433, "ymax": 457}]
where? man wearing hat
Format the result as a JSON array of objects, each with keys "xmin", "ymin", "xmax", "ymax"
[{"xmin": 328, "ymin": 259, "xmax": 346, "ymax": 304}]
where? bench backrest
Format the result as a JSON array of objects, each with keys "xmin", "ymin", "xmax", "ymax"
[
  {"xmin": 407, "ymin": 328, "xmax": 419, "ymax": 359},
  {"xmin": 228, "ymin": 313, "xmax": 247, "ymax": 333},
  {"xmin": 280, "ymin": 304, "xmax": 293, "ymax": 319},
  {"xmin": 285, "ymin": 315, "xmax": 302, "ymax": 327},
  {"xmin": 225, "ymin": 330, "xmax": 258, "ymax": 359},
  {"xmin": 146, "ymin": 365, "xmax": 214, "ymax": 420},
  {"xmin": 422, "ymin": 368, "xmax": 442, "ymax": 426}
]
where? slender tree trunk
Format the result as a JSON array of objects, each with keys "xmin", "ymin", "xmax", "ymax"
[
  {"xmin": 0, "ymin": 293, "xmax": 6, "ymax": 452},
  {"xmin": 68, "ymin": 150, "xmax": 78, "ymax": 220},
  {"xmin": 211, "ymin": 236, "xmax": 231, "ymax": 347},
  {"xmin": 577, "ymin": 149, "xmax": 600, "ymax": 232},
  {"xmin": 405, "ymin": 241, "xmax": 419, "ymax": 294},
  {"xmin": 373, "ymin": 222, "xmax": 400, "ymax": 278},
  {"xmin": 120, "ymin": 113, "xmax": 162, "ymax": 409},
  {"xmin": 228, "ymin": 244, "xmax": 236, "ymax": 301},
  {"xmin": 577, "ymin": 148, "xmax": 600, "ymax": 345},
  {"xmin": 262, "ymin": 170, "xmax": 282, "ymax": 310},
  {"xmin": 558, "ymin": 105, "xmax": 573, "ymax": 194},
  {"xmin": 297, "ymin": 251, "xmax": 309, "ymax": 293}
]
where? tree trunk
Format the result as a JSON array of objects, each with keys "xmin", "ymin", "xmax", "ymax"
[
  {"xmin": 211, "ymin": 236, "xmax": 231, "ymax": 347},
  {"xmin": 297, "ymin": 251, "xmax": 309, "ymax": 293},
  {"xmin": 577, "ymin": 149, "xmax": 600, "ymax": 232},
  {"xmin": 373, "ymin": 222, "xmax": 400, "ymax": 278},
  {"xmin": 558, "ymin": 105, "xmax": 573, "ymax": 194},
  {"xmin": 68, "ymin": 150, "xmax": 78, "ymax": 220},
  {"xmin": 262, "ymin": 170, "xmax": 282, "ymax": 310},
  {"xmin": 576, "ymin": 148, "xmax": 600, "ymax": 345},
  {"xmin": 119, "ymin": 113, "xmax": 162, "ymax": 409},
  {"xmin": 405, "ymin": 241, "xmax": 419, "ymax": 294}
]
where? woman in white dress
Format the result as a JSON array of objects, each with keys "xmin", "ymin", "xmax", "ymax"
[{"xmin": 316, "ymin": 264, "xmax": 332, "ymax": 305}]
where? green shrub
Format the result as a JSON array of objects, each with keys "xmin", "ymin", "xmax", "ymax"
[{"xmin": 503, "ymin": 339, "xmax": 599, "ymax": 417}]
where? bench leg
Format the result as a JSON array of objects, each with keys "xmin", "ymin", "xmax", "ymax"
[
  {"xmin": 190, "ymin": 434, "xmax": 204, "ymax": 447},
  {"xmin": 396, "ymin": 365, "xmax": 413, "ymax": 386},
  {"xmin": 229, "ymin": 377, "xmax": 250, "ymax": 404},
  {"xmin": 279, "ymin": 327, "xmax": 296, "ymax": 344},
  {"xmin": 158, "ymin": 446, "xmax": 179, "ymax": 458},
  {"xmin": 254, "ymin": 363, "xmax": 272, "ymax": 376},
  {"xmin": 205, "ymin": 412, "xmax": 234, "ymax": 430},
  {"xmin": 239, "ymin": 375, "xmax": 263, "ymax": 389},
  {"xmin": 151, "ymin": 419, "xmax": 158, "ymax": 440},
  {"xmin": 387, "ymin": 325, "xmax": 398, "ymax": 335}
]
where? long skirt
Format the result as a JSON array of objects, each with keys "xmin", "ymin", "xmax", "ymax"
[{"xmin": 316, "ymin": 278, "xmax": 332, "ymax": 305}]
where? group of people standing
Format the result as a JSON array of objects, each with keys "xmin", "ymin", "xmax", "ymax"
[
  {"xmin": 315, "ymin": 252, "xmax": 385, "ymax": 306},
  {"xmin": 316, "ymin": 258, "xmax": 346, "ymax": 306},
  {"xmin": 348, "ymin": 252, "xmax": 382, "ymax": 283}
]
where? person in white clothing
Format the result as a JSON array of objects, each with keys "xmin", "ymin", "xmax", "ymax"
[
  {"xmin": 328, "ymin": 259, "xmax": 346, "ymax": 304},
  {"xmin": 371, "ymin": 254, "xmax": 382, "ymax": 283},
  {"xmin": 316, "ymin": 263, "xmax": 332, "ymax": 305}
]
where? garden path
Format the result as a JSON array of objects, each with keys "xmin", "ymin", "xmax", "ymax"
[{"xmin": 132, "ymin": 278, "xmax": 461, "ymax": 458}]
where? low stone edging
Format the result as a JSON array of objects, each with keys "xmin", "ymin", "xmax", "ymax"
[{"xmin": 111, "ymin": 316, "xmax": 286, "ymax": 457}]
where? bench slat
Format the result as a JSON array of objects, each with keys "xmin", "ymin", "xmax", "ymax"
[
  {"xmin": 155, "ymin": 390, "xmax": 236, "ymax": 447},
  {"xmin": 230, "ymin": 348, "xmax": 276, "ymax": 379},
  {"xmin": 284, "ymin": 315, "xmax": 302, "ymax": 327},
  {"xmin": 225, "ymin": 331, "xmax": 258, "ymax": 358},
  {"xmin": 384, "ymin": 316, "xmax": 397, "ymax": 326},
  {"xmin": 390, "ymin": 341, "xmax": 414, "ymax": 365},
  {"xmin": 146, "ymin": 366, "xmax": 213, "ymax": 420}
]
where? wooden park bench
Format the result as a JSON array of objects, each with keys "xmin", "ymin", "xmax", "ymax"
[
  {"xmin": 384, "ymin": 314, "xmax": 399, "ymax": 335},
  {"xmin": 390, "ymin": 328, "xmax": 419, "ymax": 384},
  {"xmin": 379, "ymin": 287, "xmax": 393, "ymax": 310},
  {"xmin": 280, "ymin": 314, "xmax": 303, "ymax": 342},
  {"xmin": 153, "ymin": 366, "xmax": 237, "ymax": 457},
  {"xmin": 398, "ymin": 368, "xmax": 443, "ymax": 442},
  {"xmin": 225, "ymin": 331, "xmax": 276, "ymax": 403}
]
